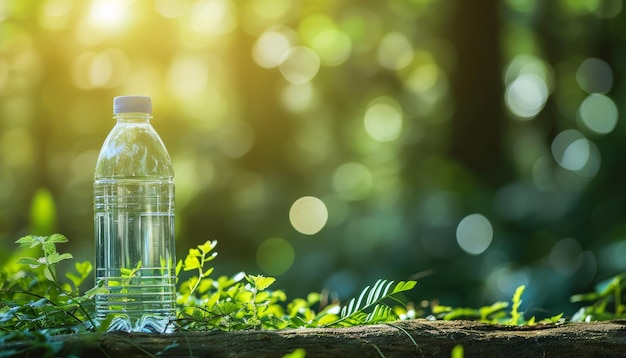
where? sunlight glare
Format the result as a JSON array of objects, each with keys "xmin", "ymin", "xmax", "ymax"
[{"xmin": 89, "ymin": 0, "xmax": 129, "ymax": 29}]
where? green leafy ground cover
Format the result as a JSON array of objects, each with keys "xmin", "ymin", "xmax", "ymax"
[{"xmin": 1, "ymin": 234, "xmax": 625, "ymax": 357}]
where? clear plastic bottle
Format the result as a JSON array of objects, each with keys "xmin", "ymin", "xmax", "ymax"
[{"xmin": 94, "ymin": 96, "xmax": 176, "ymax": 333}]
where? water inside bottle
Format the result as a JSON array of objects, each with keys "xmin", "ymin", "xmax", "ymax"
[{"xmin": 94, "ymin": 178, "xmax": 176, "ymax": 333}]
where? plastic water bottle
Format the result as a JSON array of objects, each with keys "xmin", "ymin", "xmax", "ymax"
[{"xmin": 94, "ymin": 95, "xmax": 176, "ymax": 333}]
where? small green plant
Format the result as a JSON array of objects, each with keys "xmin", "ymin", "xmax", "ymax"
[
  {"xmin": 431, "ymin": 285, "xmax": 563, "ymax": 325},
  {"xmin": 0, "ymin": 234, "xmax": 96, "ymax": 335},
  {"xmin": 451, "ymin": 344, "xmax": 464, "ymax": 358},
  {"xmin": 570, "ymin": 274, "xmax": 626, "ymax": 322},
  {"xmin": 4, "ymin": 232, "xmax": 626, "ymax": 356},
  {"xmin": 175, "ymin": 240, "xmax": 417, "ymax": 331}
]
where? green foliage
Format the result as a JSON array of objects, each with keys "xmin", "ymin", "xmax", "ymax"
[
  {"xmin": 325, "ymin": 279, "xmax": 417, "ymax": 327},
  {"xmin": 570, "ymin": 274, "xmax": 626, "ymax": 322},
  {"xmin": 451, "ymin": 344, "xmax": 464, "ymax": 358},
  {"xmin": 432, "ymin": 285, "xmax": 564, "ymax": 326},
  {"xmin": 5, "ymin": 232, "xmax": 626, "ymax": 357},
  {"xmin": 0, "ymin": 234, "xmax": 95, "ymax": 337},
  {"xmin": 283, "ymin": 348, "xmax": 306, "ymax": 358},
  {"xmin": 175, "ymin": 240, "xmax": 417, "ymax": 331}
]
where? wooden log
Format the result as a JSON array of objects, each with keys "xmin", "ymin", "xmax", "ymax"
[{"xmin": 9, "ymin": 319, "xmax": 626, "ymax": 357}]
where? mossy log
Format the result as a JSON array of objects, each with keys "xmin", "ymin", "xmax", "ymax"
[{"xmin": 9, "ymin": 319, "xmax": 626, "ymax": 357}]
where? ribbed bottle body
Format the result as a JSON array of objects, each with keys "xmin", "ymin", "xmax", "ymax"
[
  {"xmin": 94, "ymin": 178, "xmax": 175, "ymax": 332},
  {"xmin": 94, "ymin": 105, "xmax": 176, "ymax": 333}
]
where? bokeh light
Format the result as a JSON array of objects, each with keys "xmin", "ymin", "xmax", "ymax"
[
  {"xmin": 72, "ymin": 49, "xmax": 130, "ymax": 89},
  {"xmin": 456, "ymin": 213, "xmax": 493, "ymax": 255},
  {"xmin": 39, "ymin": 0, "xmax": 73, "ymax": 30},
  {"xmin": 187, "ymin": 0, "xmax": 237, "ymax": 36},
  {"xmin": 289, "ymin": 196, "xmax": 328, "ymax": 235},
  {"xmin": 505, "ymin": 73, "xmax": 548, "ymax": 120},
  {"xmin": 549, "ymin": 238, "xmax": 582, "ymax": 276},
  {"xmin": 256, "ymin": 237, "xmax": 295, "ymax": 276},
  {"xmin": 167, "ymin": 55, "xmax": 209, "ymax": 97},
  {"xmin": 551, "ymin": 129, "xmax": 601, "ymax": 177},
  {"xmin": 252, "ymin": 27, "xmax": 295, "ymax": 69},
  {"xmin": 279, "ymin": 46, "xmax": 321, "ymax": 84},
  {"xmin": 363, "ymin": 97, "xmax": 403, "ymax": 142},
  {"xmin": 577, "ymin": 94, "xmax": 618, "ymax": 135},
  {"xmin": 280, "ymin": 82, "xmax": 316, "ymax": 113},
  {"xmin": 576, "ymin": 58, "xmax": 613, "ymax": 94},
  {"xmin": 377, "ymin": 32, "xmax": 414, "ymax": 70},
  {"xmin": 333, "ymin": 162, "xmax": 373, "ymax": 201},
  {"xmin": 299, "ymin": 14, "xmax": 352, "ymax": 66}
]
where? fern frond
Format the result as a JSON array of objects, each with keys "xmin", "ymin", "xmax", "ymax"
[{"xmin": 326, "ymin": 279, "xmax": 417, "ymax": 327}]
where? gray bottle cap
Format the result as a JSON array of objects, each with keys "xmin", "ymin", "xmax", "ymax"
[{"xmin": 113, "ymin": 95, "xmax": 152, "ymax": 114}]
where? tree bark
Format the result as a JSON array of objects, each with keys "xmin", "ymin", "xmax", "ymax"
[
  {"xmin": 9, "ymin": 319, "xmax": 626, "ymax": 357},
  {"xmin": 448, "ymin": 0, "xmax": 509, "ymax": 186}
]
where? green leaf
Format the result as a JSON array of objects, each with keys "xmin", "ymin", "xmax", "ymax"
[
  {"xmin": 451, "ymin": 345, "xmax": 464, "ymax": 358},
  {"xmin": 16, "ymin": 257, "xmax": 42, "ymax": 268},
  {"xmin": 327, "ymin": 279, "xmax": 417, "ymax": 327},
  {"xmin": 75, "ymin": 261, "xmax": 93, "ymax": 277},
  {"xmin": 15, "ymin": 235, "xmax": 36, "ymax": 247},
  {"xmin": 183, "ymin": 256, "xmax": 201, "ymax": 271},
  {"xmin": 248, "ymin": 275, "xmax": 276, "ymax": 291},
  {"xmin": 46, "ymin": 252, "xmax": 73, "ymax": 265},
  {"xmin": 46, "ymin": 234, "xmax": 68, "ymax": 244},
  {"xmin": 508, "ymin": 285, "xmax": 525, "ymax": 325},
  {"xmin": 283, "ymin": 348, "xmax": 306, "ymax": 358},
  {"xmin": 188, "ymin": 248, "xmax": 202, "ymax": 258},
  {"xmin": 392, "ymin": 280, "xmax": 417, "ymax": 294},
  {"xmin": 175, "ymin": 259, "xmax": 183, "ymax": 277},
  {"xmin": 198, "ymin": 240, "xmax": 217, "ymax": 255},
  {"xmin": 43, "ymin": 266, "xmax": 55, "ymax": 281}
]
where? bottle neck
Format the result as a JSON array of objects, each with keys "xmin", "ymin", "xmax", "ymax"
[{"xmin": 114, "ymin": 112, "xmax": 152, "ymax": 123}]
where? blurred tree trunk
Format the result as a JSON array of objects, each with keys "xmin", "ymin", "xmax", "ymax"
[{"xmin": 448, "ymin": 0, "xmax": 509, "ymax": 186}]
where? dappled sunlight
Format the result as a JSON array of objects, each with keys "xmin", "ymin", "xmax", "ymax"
[
  {"xmin": 1, "ymin": 0, "xmax": 624, "ymax": 314},
  {"xmin": 88, "ymin": 0, "xmax": 130, "ymax": 29}
]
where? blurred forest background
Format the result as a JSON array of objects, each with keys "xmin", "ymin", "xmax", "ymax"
[{"xmin": 1, "ymin": 0, "xmax": 626, "ymax": 317}]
